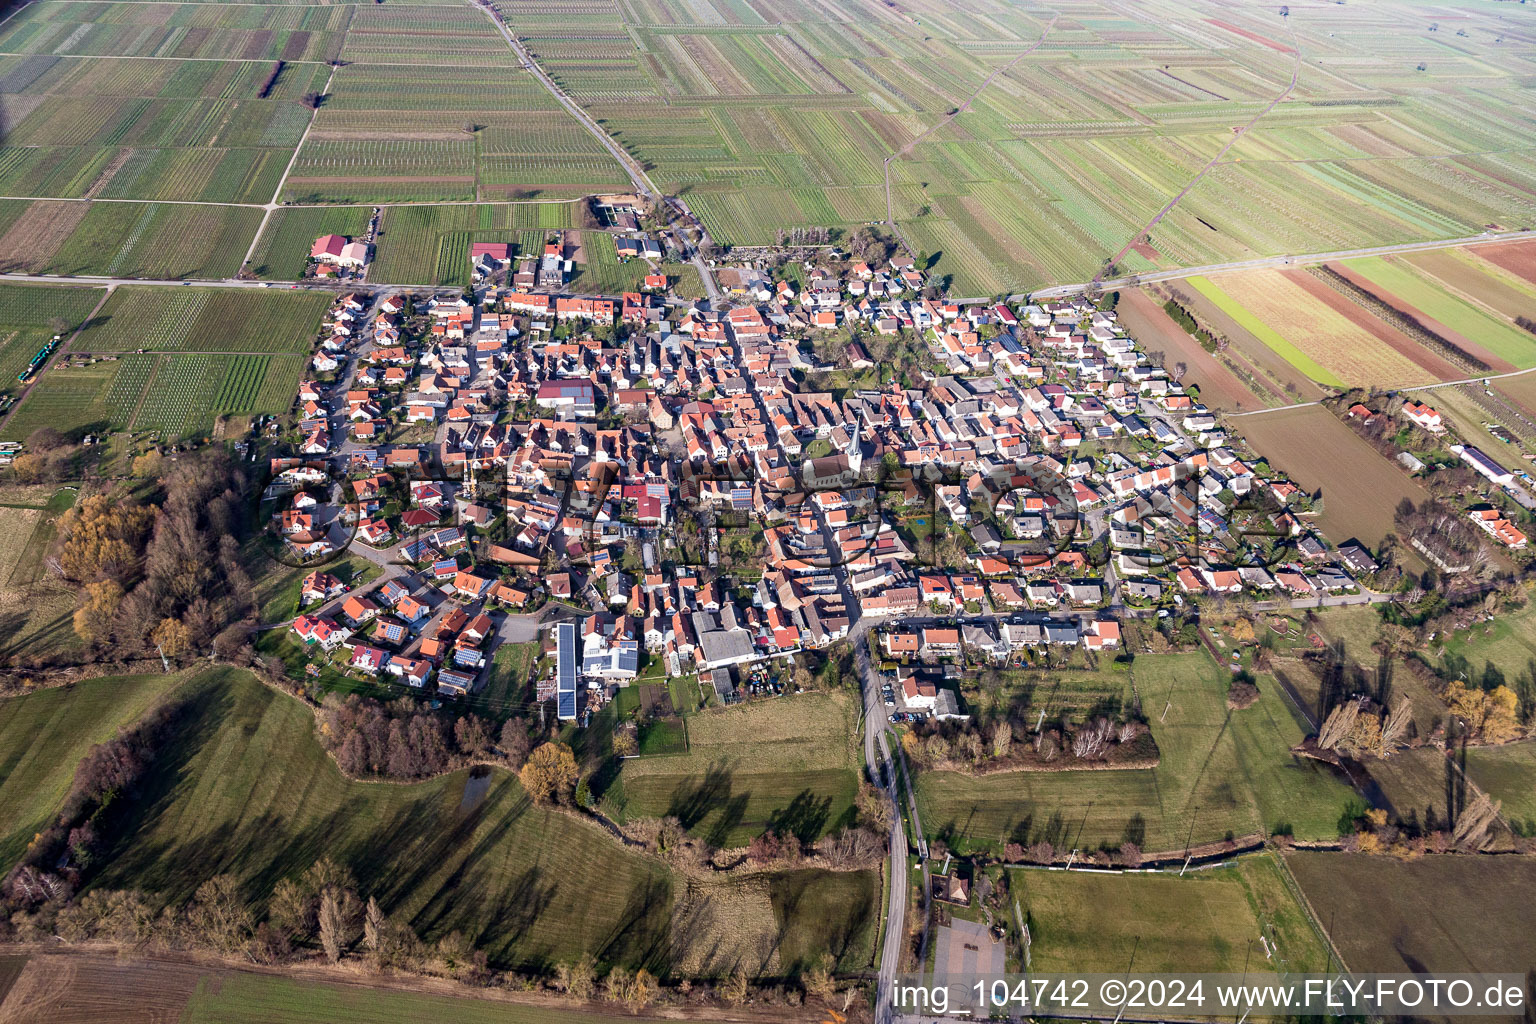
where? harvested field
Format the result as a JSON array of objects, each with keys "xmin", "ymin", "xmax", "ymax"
[
  {"xmin": 1192, "ymin": 273, "xmax": 1431, "ymax": 388},
  {"xmin": 1232, "ymin": 405, "xmax": 1430, "ymax": 549},
  {"xmin": 0, "ymin": 954, "xmax": 204, "ymax": 1024},
  {"xmin": 1474, "ymin": 238, "xmax": 1536, "ymax": 288},
  {"xmin": 1172, "ymin": 281, "xmax": 1326, "ymax": 402},
  {"xmin": 1283, "ymin": 269, "xmax": 1463, "ymax": 382},
  {"xmin": 1288, "ymin": 852, "xmax": 1536, "ymax": 974},
  {"xmin": 0, "ymin": 201, "xmax": 90, "ymax": 273},
  {"xmin": 1117, "ymin": 289, "xmax": 1266, "ymax": 411}
]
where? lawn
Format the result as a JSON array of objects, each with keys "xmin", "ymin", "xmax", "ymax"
[
  {"xmin": 462, "ymin": 639, "xmax": 540, "ymax": 721},
  {"xmin": 915, "ymin": 651, "xmax": 1359, "ymax": 855},
  {"xmin": 251, "ymin": 553, "xmax": 382, "ymax": 625},
  {"xmin": 0, "ymin": 673, "xmax": 185, "ymax": 870},
  {"xmin": 598, "ymin": 689, "xmax": 863, "ymax": 847},
  {"xmin": 1288, "ymin": 852, "xmax": 1536, "ymax": 974},
  {"xmin": 1015, "ymin": 852, "xmax": 1330, "ymax": 974},
  {"xmin": 55, "ymin": 667, "xmax": 870, "ymax": 978}
]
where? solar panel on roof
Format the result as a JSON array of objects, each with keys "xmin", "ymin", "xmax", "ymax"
[{"xmin": 556, "ymin": 623, "xmax": 578, "ymax": 720}]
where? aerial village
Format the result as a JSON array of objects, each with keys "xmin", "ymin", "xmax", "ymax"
[{"xmin": 271, "ymin": 207, "xmax": 1534, "ymax": 723}]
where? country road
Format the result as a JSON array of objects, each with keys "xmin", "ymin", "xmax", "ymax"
[
  {"xmin": 470, "ymin": 1, "xmax": 657, "ymax": 201},
  {"xmin": 855, "ymin": 634, "xmax": 909, "ymax": 1024},
  {"xmin": 1010, "ymin": 228, "xmax": 1536, "ymax": 303},
  {"xmin": 1096, "ymin": 16, "xmax": 1301, "ymax": 283},
  {"xmin": 1227, "ymin": 361, "xmax": 1536, "ymax": 419},
  {"xmin": 883, "ymin": 16, "xmax": 1057, "ymax": 255},
  {"xmin": 470, "ymin": 0, "xmax": 721, "ymax": 304}
]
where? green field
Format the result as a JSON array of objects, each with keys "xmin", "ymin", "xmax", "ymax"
[
  {"xmin": 915, "ymin": 651, "xmax": 1358, "ymax": 854},
  {"xmin": 599, "ymin": 690, "xmax": 862, "ymax": 847},
  {"xmin": 1463, "ymin": 741, "xmax": 1536, "ymax": 834},
  {"xmin": 1187, "ymin": 276, "xmax": 1346, "ymax": 388},
  {"xmin": 1434, "ymin": 596, "xmax": 1536, "ymax": 690},
  {"xmin": 181, "ymin": 970, "xmax": 646, "ymax": 1024},
  {"xmin": 1337, "ymin": 255, "xmax": 1536, "ymax": 368},
  {"xmin": 1017, "ymin": 852, "xmax": 1330, "ymax": 974},
  {"xmin": 0, "ymin": 952, "xmax": 658, "ymax": 1023},
  {"xmin": 0, "ymin": 673, "xmax": 184, "ymax": 870},
  {"xmin": 0, "ymin": 668, "xmax": 875, "ymax": 976},
  {"xmin": 73, "ymin": 286, "xmax": 327, "ymax": 354}
]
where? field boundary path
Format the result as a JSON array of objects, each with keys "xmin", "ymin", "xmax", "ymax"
[
  {"xmin": 466, "ymin": 0, "xmax": 720, "ymax": 304},
  {"xmin": 1095, "ymin": 16, "xmax": 1301, "ymax": 283},
  {"xmin": 241, "ymin": 64, "xmax": 340, "ymax": 269},
  {"xmin": 883, "ymin": 15, "xmax": 1058, "ymax": 258},
  {"xmin": 1229, "ymin": 364, "xmax": 1536, "ymax": 419}
]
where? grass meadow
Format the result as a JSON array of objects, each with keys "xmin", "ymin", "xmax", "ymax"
[
  {"xmin": 0, "ymin": 667, "xmax": 875, "ymax": 977},
  {"xmin": 1016, "ymin": 852, "xmax": 1330, "ymax": 974},
  {"xmin": 1289, "ymin": 852, "xmax": 1536, "ymax": 974},
  {"xmin": 915, "ymin": 651, "xmax": 1358, "ymax": 855},
  {"xmin": 0, "ymin": 673, "xmax": 185, "ymax": 870},
  {"xmin": 599, "ymin": 690, "xmax": 863, "ymax": 848}
]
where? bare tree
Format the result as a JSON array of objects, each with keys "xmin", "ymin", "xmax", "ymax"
[
  {"xmin": 1452, "ymin": 791, "xmax": 1502, "ymax": 851},
  {"xmin": 990, "ymin": 720, "xmax": 1012, "ymax": 758},
  {"xmin": 555, "ymin": 952, "xmax": 598, "ymax": 1000},
  {"xmin": 363, "ymin": 895, "xmax": 385, "ymax": 963},
  {"xmin": 318, "ymin": 890, "xmax": 345, "ymax": 962},
  {"xmin": 1380, "ymin": 696, "xmax": 1413, "ymax": 751},
  {"xmin": 1317, "ymin": 698, "xmax": 1362, "ymax": 751}
]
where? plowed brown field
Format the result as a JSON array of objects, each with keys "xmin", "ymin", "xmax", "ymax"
[
  {"xmin": 1234, "ymin": 404, "xmax": 1429, "ymax": 549},
  {"xmin": 1117, "ymin": 289, "xmax": 1266, "ymax": 410}
]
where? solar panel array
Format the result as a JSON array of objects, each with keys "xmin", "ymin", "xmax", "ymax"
[{"xmin": 556, "ymin": 622, "xmax": 577, "ymax": 720}]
